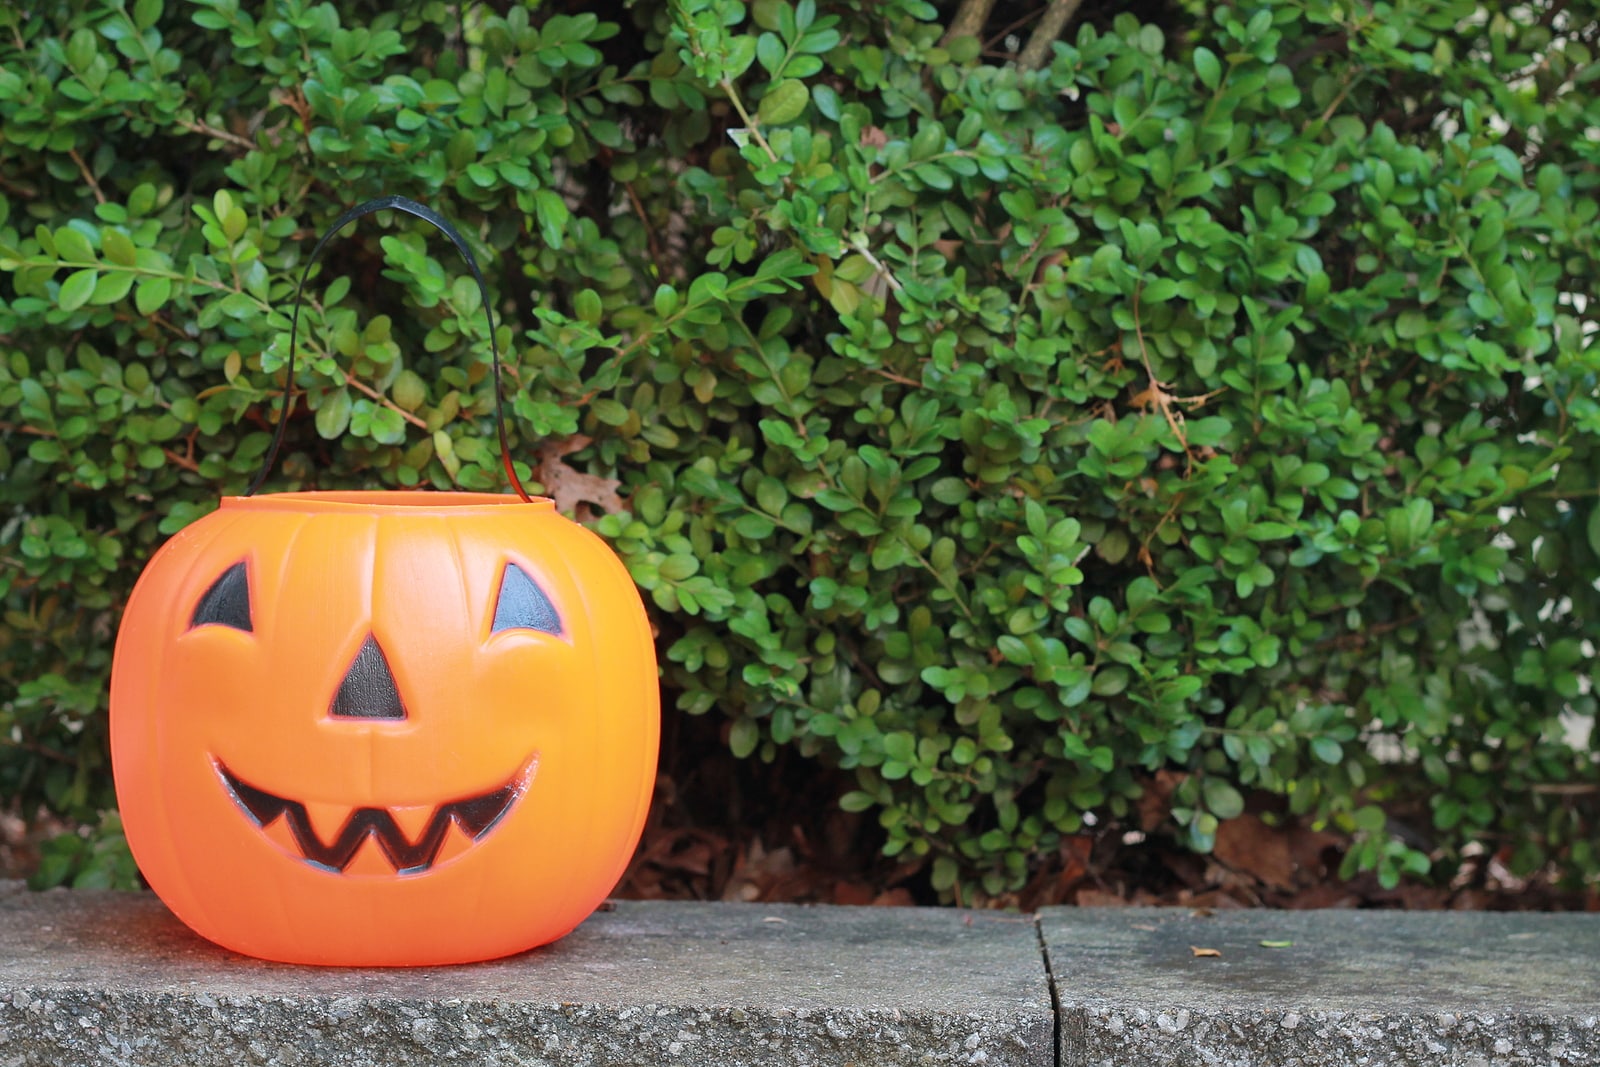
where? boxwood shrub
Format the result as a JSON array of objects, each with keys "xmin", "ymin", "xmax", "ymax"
[{"xmin": 2, "ymin": 0, "xmax": 1597, "ymax": 896}]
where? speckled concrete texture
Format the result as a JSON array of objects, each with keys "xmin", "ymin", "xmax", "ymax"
[
  {"xmin": 0, "ymin": 889, "xmax": 1052, "ymax": 1066},
  {"xmin": 1041, "ymin": 906, "xmax": 1600, "ymax": 1066},
  {"xmin": 7, "ymin": 891, "xmax": 1599, "ymax": 1067}
]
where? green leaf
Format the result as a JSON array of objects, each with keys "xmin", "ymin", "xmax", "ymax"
[
  {"xmin": 1142, "ymin": 277, "xmax": 1179, "ymax": 303},
  {"xmin": 58, "ymin": 269, "xmax": 98, "ymax": 312},
  {"xmin": 758, "ymin": 79, "xmax": 809, "ymax": 125},
  {"xmin": 65, "ymin": 28, "xmax": 97, "ymax": 72},
  {"xmin": 102, "ymin": 230, "xmax": 137, "ymax": 267},
  {"xmin": 532, "ymin": 188, "xmax": 569, "ymax": 248},
  {"xmin": 54, "ymin": 227, "xmax": 96, "ymax": 263},
  {"xmin": 756, "ymin": 32, "xmax": 785, "ymax": 75},
  {"xmin": 1310, "ymin": 737, "xmax": 1343, "ymax": 765},
  {"xmin": 1090, "ymin": 666, "xmax": 1128, "ymax": 696},
  {"xmin": 1193, "ymin": 46, "xmax": 1221, "ymax": 89},
  {"xmin": 316, "ymin": 390, "xmax": 352, "ymax": 440},
  {"xmin": 391, "ymin": 369, "xmax": 426, "ymax": 411},
  {"xmin": 729, "ymin": 718, "xmax": 760, "ymax": 759},
  {"xmin": 660, "ymin": 554, "xmax": 699, "ymax": 580},
  {"xmin": 839, "ymin": 790, "xmax": 875, "ymax": 813},
  {"xmin": 592, "ymin": 398, "xmax": 629, "ymax": 425},
  {"xmin": 654, "ymin": 284, "xmax": 678, "ymax": 317},
  {"xmin": 1202, "ymin": 778, "xmax": 1245, "ymax": 820},
  {"xmin": 574, "ymin": 288, "xmax": 603, "ymax": 324},
  {"xmin": 134, "ymin": 276, "xmax": 172, "ymax": 316},
  {"xmin": 947, "ymin": 34, "xmax": 979, "ymax": 63},
  {"xmin": 1395, "ymin": 310, "xmax": 1429, "ymax": 340},
  {"xmin": 368, "ymin": 407, "xmax": 407, "ymax": 446},
  {"xmin": 90, "ymin": 271, "xmax": 135, "ymax": 305},
  {"xmin": 1405, "ymin": 498, "xmax": 1434, "ymax": 546},
  {"xmin": 1353, "ymin": 805, "xmax": 1387, "ymax": 833},
  {"xmin": 756, "ymin": 477, "xmax": 786, "ymax": 514}
]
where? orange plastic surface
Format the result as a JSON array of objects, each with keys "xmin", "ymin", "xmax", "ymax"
[{"xmin": 110, "ymin": 492, "xmax": 659, "ymax": 966}]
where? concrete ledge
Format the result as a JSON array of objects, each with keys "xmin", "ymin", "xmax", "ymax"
[
  {"xmin": 0, "ymin": 887, "xmax": 1051, "ymax": 1066},
  {"xmin": 1043, "ymin": 906, "xmax": 1600, "ymax": 1067},
  {"xmin": 2, "ymin": 888, "xmax": 1597, "ymax": 1066}
]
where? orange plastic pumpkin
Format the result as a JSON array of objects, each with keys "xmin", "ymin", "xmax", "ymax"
[
  {"xmin": 111, "ymin": 492, "xmax": 657, "ymax": 965},
  {"xmin": 109, "ymin": 199, "xmax": 658, "ymax": 966}
]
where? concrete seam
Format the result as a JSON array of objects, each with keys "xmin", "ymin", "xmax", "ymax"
[{"xmin": 1033, "ymin": 912, "xmax": 1061, "ymax": 1067}]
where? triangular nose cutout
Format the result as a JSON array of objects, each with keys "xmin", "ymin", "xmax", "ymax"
[{"xmin": 329, "ymin": 635, "xmax": 407, "ymax": 720}]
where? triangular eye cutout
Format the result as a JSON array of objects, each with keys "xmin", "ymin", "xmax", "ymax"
[
  {"xmin": 492, "ymin": 563, "xmax": 562, "ymax": 636},
  {"xmin": 190, "ymin": 561, "xmax": 252, "ymax": 632},
  {"xmin": 329, "ymin": 635, "xmax": 407, "ymax": 720}
]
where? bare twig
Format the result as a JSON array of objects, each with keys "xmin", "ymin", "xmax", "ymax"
[
  {"xmin": 0, "ymin": 422, "xmax": 57, "ymax": 437},
  {"xmin": 176, "ymin": 116, "xmax": 256, "ymax": 151},
  {"xmin": 455, "ymin": 0, "xmax": 469, "ymax": 67},
  {"xmin": 1304, "ymin": 73, "xmax": 1358, "ymax": 133},
  {"xmin": 342, "ymin": 370, "xmax": 428, "ymax": 429},
  {"xmin": 624, "ymin": 181, "xmax": 667, "ymax": 275},
  {"xmin": 984, "ymin": 6, "xmax": 1048, "ymax": 54},
  {"xmin": 1017, "ymin": 0, "xmax": 1084, "ymax": 71},
  {"xmin": 1129, "ymin": 282, "xmax": 1225, "ymax": 464},
  {"xmin": 1315, "ymin": 615, "xmax": 1424, "ymax": 649},
  {"xmin": 0, "ymin": 737, "xmax": 74, "ymax": 764},
  {"xmin": 869, "ymin": 367, "xmax": 922, "ymax": 388},
  {"xmin": 1528, "ymin": 782, "xmax": 1597, "ymax": 796},
  {"xmin": 115, "ymin": 309, "xmax": 188, "ymax": 340},
  {"xmin": 719, "ymin": 77, "xmax": 778, "ymax": 163},
  {"xmin": 68, "ymin": 148, "xmax": 106, "ymax": 205},
  {"xmin": 0, "ymin": 174, "xmax": 37, "ymax": 199},
  {"xmin": 942, "ymin": 0, "xmax": 998, "ymax": 47},
  {"xmin": 1285, "ymin": 31, "xmax": 1351, "ymax": 68},
  {"xmin": 849, "ymin": 236, "xmax": 904, "ymax": 294}
]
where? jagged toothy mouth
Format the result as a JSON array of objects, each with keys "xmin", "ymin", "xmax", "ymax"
[{"xmin": 215, "ymin": 758, "xmax": 536, "ymax": 875}]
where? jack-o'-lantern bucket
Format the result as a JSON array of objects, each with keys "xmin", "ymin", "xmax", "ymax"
[{"xmin": 110, "ymin": 197, "xmax": 659, "ymax": 967}]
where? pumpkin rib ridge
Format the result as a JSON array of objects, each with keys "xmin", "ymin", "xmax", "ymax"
[
  {"xmin": 362, "ymin": 512, "xmax": 400, "ymax": 806},
  {"xmin": 159, "ymin": 511, "xmax": 262, "ymax": 915},
  {"xmin": 116, "ymin": 506, "xmax": 256, "ymax": 944},
  {"xmin": 619, "ymin": 561, "xmax": 660, "ymax": 872},
  {"xmin": 218, "ymin": 509, "xmax": 312, "ymax": 957},
  {"xmin": 256, "ymin": 505, "xmax": 323, "ymax": 692},
  {"xmin": 445, "ymin": 518, "xmax": 493, "ymax": 940},
  {"xmin": 538, "ymin": 531, "xmax": 607, "ymax": 946},
  {"xmin": 442, "ymin": 516, "xmax": 475, "ymax": 641},
  {"xmin": 314, "ymin": 513, "xmax": 386, "ymax": 802},
  {"xmin": 208, "ymin": 508, "xmax": 332, "ymax": 959}
]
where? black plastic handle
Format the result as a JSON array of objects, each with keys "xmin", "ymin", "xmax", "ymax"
[{"xmin": 246, "ymin": 195, "xmax": 531, "ymax": 501}]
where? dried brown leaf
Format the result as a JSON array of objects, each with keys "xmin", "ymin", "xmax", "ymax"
[
  {"xmin": 859, "ymin": 125, "xmax": 889, "ymax": 148},
  {"xmin": 1139, "ymin": 770, "xmax": 1186, "ymax": 832},
  {"xmin": 532, "ymin": 435, "xmax": 624, "ymax": 519},
  {"xmin": 1213, "ymin": 814, "xmax": 1296, "ymax": 890},
  {"xmin": 1075, "ymin": 887, "xmax": 1130, "ymax": 907},
  {"xmin": 832, "ymin": 881, "xmax": 876, "ymax": 907},
  {"xmin": 871, "ymin": 888, "xmax": 915, "ymax": 907}
]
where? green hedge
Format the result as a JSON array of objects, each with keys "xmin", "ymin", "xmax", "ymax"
[{"xmin": 2, "ymin": 0, "xmax": 1598, "ymax": 896}]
